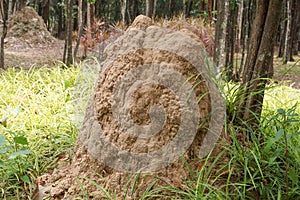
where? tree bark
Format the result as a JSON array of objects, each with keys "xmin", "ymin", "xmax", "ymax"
[
  {"xmin": 295, "ymin": 0, "xmax": 300, "ymax": 52},
  {"xmin": 288, "ymin": 0, "xmax": 296, "ymax": 60},
  {"xmin": 152, "ymin": 0, "xmax": 156, "ymax": 19},
  {"xmin": 78, "ymin": 0, "xmax": 83, "ymax": 32},
  {"xmin": 0, "ymin": 0, "xmax": 9, "ymax": 70},
  {"xmin": 121, "ymin": 0, "xmax": 127, "ymax": 24},
  {"xmin": 237, "ymin": 0, "xmax": 282, "ymax": 126},
  {"xmin": 132, "ymin": 0, "xmax": 139, "ymax": 18},
  {"xmin": 74, "ymin": 0, "xmax": 86, "ymax": 59},
  {"xmin": 213, "ymin": 0, "xmax": 229, "ymax": 75},
  {"xmin": 278, "ymin": 2, "xmax": 286, "ymax": 58},
  {"xmin": 145, "ymin": 0, "xmax": 153, "ymax": 18},
  {"xmin": 57, "ymin": 0, "xmax": 64, "ymax": 39},
  {"xmin": 283, "ymin": 0, "xmax": 291, "ymax": 64},
  {"xmin": 236, "ymin": 0, "xmax": 243, "ymax": 53},
  {"xmin": 207, "ymin": 0, "xmax": 213, "ymax": 24},
  {"xmin": 168, "ymin": 0, "xmax": 174, "ymax": 17},
  {"xmin": 225, "ymin": 2, "xmax": 238, "ymax": 81},
  {"xmin": 238, "ymin": 0, "xmax": 251, "ymax": 79},
  {"xmin": 41, "ymin": 0, "xmax": 50, "ymax": 30},
  {"xmin": 66, "ymin": 0, "xmax": 74, "ymax": 66}
]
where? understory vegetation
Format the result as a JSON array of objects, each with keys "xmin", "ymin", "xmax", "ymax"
[{"xmin": 0, "ymin": 65, "xmax": 299, "ymax": 199}]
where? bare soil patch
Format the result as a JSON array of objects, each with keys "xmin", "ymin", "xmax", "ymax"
[{"xmin": 273, "ymin": 56, "xmax": 300, "ymax": 89}]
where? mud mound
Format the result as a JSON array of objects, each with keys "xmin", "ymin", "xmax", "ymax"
[
  {"xmin": 41, "ymin": 15, "xmax": 224, "ymax": 199},
  {"xmin": 6, "ymin": 6, "xmax": 56, "ymax": 49}
]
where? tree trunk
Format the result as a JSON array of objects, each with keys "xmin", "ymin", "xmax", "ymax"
[
  {"xmin": 66, "ymin": 0, "xmax": 74, "ymax": 66},
  {"xmin": 183, "ymin": 0, "xmax": 193, "ymax": 18},
  {"xmin": 74, "ymin": 0, "xmax": 86, "ymax": 59},
  {"xmin": 86, "ymin": 2, "xmax": 92, "ymax": 40},
  {"xmin": 41, "ymin": 0, "xmax": 50, "ymax": 30},
  {"xmin": 238, "ymin": 0, "xmax": 251, "ymax": 80},
  {"xmin": 213, "ymin": 0, "xmax": 229, "ymax": 75},
  {"xmin": 168, "ymin": 0, "xmax": 174, "ymax": 17},
  {"xmin": 236, "ymin": 0, "xmax": 243, "ymax": 53},
  {"xmin": 11, "ymin": 0, "xmax": 16, "ymax": 15},
  {"xmin": 237, "ymin": 0, "xmax": 282, "ymax": 126},
  {"xmin": 207, "ymin": 0, "xmax": 213, "ymax": 24},
  {"xmin": 120, "ymin": 0, "xmax": 127, "ymax": 24},
  {"xmin": 57, "ymin": 0, "xmax": 64, "ymax": 39},
  {"xmin": 0, "ymin": 0, "xmax": 9, "ymax": 70},
  {"xmin": 152, "ymin": 0, "xmax": 156, "ymax": 19},
  {"xmin": 295, "ymin": 0, "xmax": 300, "ymax": 53},
  {"xmin": 225, "ymin": 2, "xmax": 238, "ymax": 81},
  {"xmin": 78, "ymin": 0, "xmax": 83, "ymax": 32},
  {"xmin": 199, "ymin": 0, "xmax": 205, "ymax": 14},
  {"xmin": 283, "ymin": 0, "xmax": 291, "ymax": 64},
  {"xmin": 288, "ymin": 0, "xmax": 296, "ymax": 60},
  {"xmin": 278, "ymin": 2, "xmax": 286, "ymax": 58},
  {"xmin": 127, "ymin": 0, "xmax": 132, "ymax": 23},
  {"xmin": 132, "ymin": 0, "xmax": 139, "ymax": 18},
  {"xmin": 145, "ymin": 0, "xmax": 153, "ymax": 18}
]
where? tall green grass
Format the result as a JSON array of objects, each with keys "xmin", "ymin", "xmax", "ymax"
[{"xmin": 0, "ymin": 66, "xmax": 79, "ymax": 199}]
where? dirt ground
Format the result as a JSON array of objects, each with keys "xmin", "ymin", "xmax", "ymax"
[
  {"xmin": 4, "ymin": 40, "xmax": 65, "ymax": 69},
  {"xmin": 273, "ymin": 55, "xmax": 300, "ymax": 89}
]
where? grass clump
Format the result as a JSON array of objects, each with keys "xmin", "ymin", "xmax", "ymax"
[{"xmin": 0, "ymin": 66, "xmax": 79, "ymax": 199}]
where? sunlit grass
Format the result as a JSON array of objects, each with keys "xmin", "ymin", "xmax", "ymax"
[
  {"xmin": 0, "ymin": 66, "xmax": 79, "ymax": 198},
  {"xmin": 263, "ymin": 84, "xmax": 300, "ymax": 114}
]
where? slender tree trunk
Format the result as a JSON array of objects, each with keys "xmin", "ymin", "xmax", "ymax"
[
  {"xmin": 41, "ymin": 0, "xmax": 50, "ymax": 30},
  {"xmin": 183, "ymin": 0, "xmax": 193, "ymax": 18},
  {"xmin": 236, "ymin": 0, "xmax": 243, "ymax": 53},
  {"xmin": 199, "ymin": 0, "xmax": 205, "ymax": 14},
  {"xmin": 213, "ymin": 0, "xmax": 217, "ymax": 20},
  {"xmin": 74, "ymin": 0, "xmax": 85, "ymax": 59},
  {"xmin": 207, "ymin": 0, "xmax": 213, "ymax": 24},
  {"xmin": 278, "ymin": 2, "xmax": 286, "ymax": 58},
  {"xmin": 152, "ymin": 0, "xmax": 156, "ymax": 19},
  {"xmin": 288, "ymin": 0, "xmax": 296, "ymax": 61},
  {"xmin": 65, "ymin": 0, "xmax": 74, "ymax": 66},
  {"xmin": 213, "ymin": 0, "xmax": 229, "ymax": 75},
  {"xmin": 127, "ymin": 0, "xmax": 131, "ymax": 23},
  {"xmin": 295, "ymin": 0, "xmax": 300, "ymax": 53},
  {"xmin": 145, "ymin": 0, "xmax": 153, "ymax": 18},
  {"xmin": 121, "ymin": 0, "xmax": 127, "ymax": 24},
  {"xmin": 87, "ymin": 2, "xmax": 91, "ymax": 40},
  {"xmin": 283, "ymin": 0, "xmax": 291, "ymax": 64},
  {"xmin": 0, "ymin": 0, "xmax": 9, "ymax": 70},
  {"xmin": 237, "ymin": 0, "xmax": 282, "ymax": 126},
  {"xmin": 169, "ymin": 0, "xmax": 174, "ymax": 17},
  {"xmin": 133, "ymin": 0, "xmax": 138, "ymax": 18},
  {"xmin": 225, "ymin": 3, "xmax": 238, "ymax": 81},
  {"xmin": 78, "ymin": 0, "xmax": 83, "ymax": 32},
  {"xmin": 57, "ymin": 0, "xmax": 64, "ymax": 39},
  {"xmin": 238, "ymin": 0, "xmax": 250, "ymax": 79},
  {"xmin": 11, "ymin": 0, "xmax": 16, "ymax": 14}
]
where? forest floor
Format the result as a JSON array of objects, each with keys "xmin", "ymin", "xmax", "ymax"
[
  {"xmin": 4, "ymin": 40, "xmax": 300, "ymax": 88},
  {"xmin": 5, "ymin": 40, "xmax": 65, "ymax": 69},
  {"xmin": 3, "ymin": 5, "xmax": 300, "ymax": 86},
  {"xmin": 273, "ymin": 55, "xmax": 300, "ymax": 89}
]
